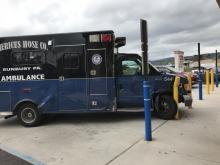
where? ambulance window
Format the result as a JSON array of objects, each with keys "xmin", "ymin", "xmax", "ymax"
[
  {"xmin": 12, "ymin": 51, "xmax": 45, "ymax": 66},
  {"xmin": 122, "ymin": 60, "xmax": 141, "ymax": 76},
  {"xmin": 63, "ymin": 53, "xmax": 79, "ymax": 69}
]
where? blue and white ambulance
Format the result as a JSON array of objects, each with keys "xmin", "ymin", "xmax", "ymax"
[{"xmin": 0, "ymin": 31, "xmax": 192, "ymax": 126}]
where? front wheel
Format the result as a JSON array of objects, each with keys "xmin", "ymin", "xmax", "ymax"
[
  {"xmin": 17, "ymin": 104, "xmax": 41, "ymax": 127},
  {"xmin": 154, "ymin": 95, "xmax": 177, "ymax": 120}
]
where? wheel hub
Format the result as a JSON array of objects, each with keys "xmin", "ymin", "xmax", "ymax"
[
  {"xmin": 27, "ymin": 112, "xmax": 33, "ymax": 118},
  {"xmin": 160, "ymin": 100, "xmax": 170, "ymax": 112},
  {"xmin": 21, "ymin": 108, "xmax": 36, "ymax": 124}
]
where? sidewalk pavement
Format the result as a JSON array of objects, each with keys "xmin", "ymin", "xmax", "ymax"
[
  {"xmin": 109, "ymin": 86, "xmax": 220, "ymax": 165},
  {"xmin": 0, "ymin": 86, "xmax": 219, "ymax": 165}
]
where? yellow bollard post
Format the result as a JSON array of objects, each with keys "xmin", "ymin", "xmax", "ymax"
[
  {"xmin": 173, "ymin": 76, "xmax": 180, "ymax": 120},
  {"xmin": 187, "ymin": 73, "xmax": 192, "ymax": 109},
  {"xmin": 206, "ymin": 70, "xmax": 210, "ymax": 95},
  {"xmin": 211, "ymin": 69, "xmax": 214, "ymax": 92}
]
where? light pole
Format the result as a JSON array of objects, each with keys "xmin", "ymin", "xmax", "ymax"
[
  {"xmin": 217, "ymin": 0, "xmax": 220, "ymax": 8},
  {"xmin": 215, "ymin": 50, "xmax": 219, "ymax": 87}
]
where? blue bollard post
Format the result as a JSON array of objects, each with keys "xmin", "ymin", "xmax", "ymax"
[
  {"xmin": 198, "ymin": 71, "xmax": 203, "ymax": 100},
  {"xmin": 143, "ymin": 80, "xmax": 152, "ymax": 141},
  {"xmin": 215, "ymin": 68, "xmax": 219, "ymax": 88}
]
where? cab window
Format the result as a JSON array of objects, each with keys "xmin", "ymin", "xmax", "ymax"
[{"xmin": 122, "ymin": 60, "xmax": 141, "ymax": 76}]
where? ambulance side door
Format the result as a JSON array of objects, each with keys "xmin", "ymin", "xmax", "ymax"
[{"xmin": 116, "ymin": 56, "xmax": 144, "ymax": 107}]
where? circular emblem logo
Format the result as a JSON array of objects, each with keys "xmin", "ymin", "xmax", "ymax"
[{"xmin": 92, "ymin": 54, "xmax": 102, "ymax": 65}]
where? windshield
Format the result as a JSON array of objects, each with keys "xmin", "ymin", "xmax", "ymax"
[
  {"xmin": 149, "ymin": 62, "xmax": 160, "ymax": 72},
  {"xmin": 137, "ymin": 59, "xmax": 160, "ymax": 73},
  {"xmin": 165, "ymin": 66, "xmax": 181, "ymax": 73},
  {"xmin": 157, "ymin": 66, "xmax": 181, "ymax": 74}
]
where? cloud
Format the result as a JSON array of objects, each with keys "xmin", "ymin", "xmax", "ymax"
[{"xmin": 0, "ymin": 0, "xmax": 219, "ymax": 60}]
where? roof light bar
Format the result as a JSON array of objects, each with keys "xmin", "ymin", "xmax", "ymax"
[
  {"xmin": 89, "ymin": 34, "xmax": 100, "ymax": 43},
  {"xmin": 101, "ymin": 34, "xmax": 112, "ymax": 42}
]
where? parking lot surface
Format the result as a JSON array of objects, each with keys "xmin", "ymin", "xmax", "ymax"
[
  {"xmin": 0, "ymin": 86, "xmax": 220, "ymax": 165},
  {"xmin": 0, "ymin": 110, "xmax": 166, "ymax": 165}
]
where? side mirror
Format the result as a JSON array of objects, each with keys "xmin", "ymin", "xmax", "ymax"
[{"xmin": 115, "ymin": 37, "xmax": 126, "ymax": 48}]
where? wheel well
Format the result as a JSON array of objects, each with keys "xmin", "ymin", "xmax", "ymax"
[
  {"xmin": 13, "ymin": 101, "xmax": 37, "ymax": 114},
  {"xmin": 153, "ymin": 91, "xmax": 173, "ymax": 100},
  {"xmin": 152, "ymin": 92, "xmax": 173, "ymax": 109}
]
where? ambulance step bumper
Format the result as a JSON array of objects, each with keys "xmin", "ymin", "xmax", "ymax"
[
  {"xmin": 183, "ymin": 95, "xmax": 193, "ymax": 107},
  {"xmin": 0, "ymin": 112, "xmax": 13, "ymax": 118}
]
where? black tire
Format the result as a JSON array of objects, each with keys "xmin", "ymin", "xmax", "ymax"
[
  {"xmin": 154, "ymin": 95, "xmax": 177, "ymax": 120},
  {"xmin": 17, "ymin": 103, "xmax": 41, "ymax": 127}
]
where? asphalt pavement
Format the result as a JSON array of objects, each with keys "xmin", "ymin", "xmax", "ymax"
[{"xmin": 0, "ymin": 149, "xmax": 32, "ymax": 165}]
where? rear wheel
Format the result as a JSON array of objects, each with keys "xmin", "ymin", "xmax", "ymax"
[
  {"xmin": 17, "ymin": 104, "xmax": 41, "ymax": 127},
  {"xmin": 154, "ymin": 95, "xmax": 177, "ymax": 120}
]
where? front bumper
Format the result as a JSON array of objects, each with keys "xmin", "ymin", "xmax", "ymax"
[
  {"xmin": 0, "ymin": 112, "xmax": 13, "ymax": 118},
  {"xmin": 183, "ymin": 95, "xmax": 193, "ymax": 107}
]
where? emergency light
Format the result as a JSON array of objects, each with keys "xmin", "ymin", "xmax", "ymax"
[
  {"xmin": 89, "ymin": 34, "xmax": 100, "ymax": 42},
  {"xmin": 101, "ymin": 34, "xmax": 112, "ymax": 42},
  {"xmin": 89, "ymin": 34, "xmax": 112, "ymax": 43}
]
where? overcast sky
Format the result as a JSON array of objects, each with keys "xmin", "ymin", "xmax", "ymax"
[{"xmin": 0, "ymin": 0, "xmax": 219, "ymax": 60}]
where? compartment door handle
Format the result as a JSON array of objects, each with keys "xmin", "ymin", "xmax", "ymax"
[{"xmin": 59, "ymin": 76, "xmax": 64, "ymax": 81}]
